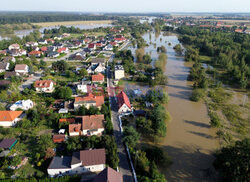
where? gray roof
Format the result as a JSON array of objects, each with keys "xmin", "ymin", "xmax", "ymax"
[
  {"xmin": 48, "ymin": 156, "xmax": 72, "ymax": 169},
  {"xmin": 91, "ymin": 58, "xmax": 105, "ymax": 64},
  {"xmin": 0, "ymin": 138, "xmax": 17, "ymax": 149}
]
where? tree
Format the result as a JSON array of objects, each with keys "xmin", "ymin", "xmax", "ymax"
[
  {"xmin": 136, "ymin": 48, "xmax": 145, "ymax": 63},
  {"xmin": 78, "ymin": 68, "xmax": 88, "ymax": 78},
  {"xmin": 123, "ymin": 126, "xmax": 140, "ymax": 149},
  {"xmin": 52, "ymin": 60, "xmax": 68, "ymax": 72},
  {"xmin": 54, "ymin": 87, "xmax": 72, "ymax": 100},
  {"xmin": 214, "ymin": 139, "xmax": 250, "ymax": 182},
  {"xmin": 37, "ymin": 134, "xmax": 55, "ymax": 157}
]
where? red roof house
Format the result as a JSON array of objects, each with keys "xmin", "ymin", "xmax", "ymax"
[
  {"xmin": 117, "ymin": 91, "xmax": 132, "ymax": 113},
  {"xmin": 92, "ymin": 73, "xmax": 104, "ymax": 83}
]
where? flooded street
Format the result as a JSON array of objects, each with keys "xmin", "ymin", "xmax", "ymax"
[{"xmin": 128, "ymin": 32, "xmax": 219, "ymax": 181}]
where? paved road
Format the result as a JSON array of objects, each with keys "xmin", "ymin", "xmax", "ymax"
[
  {"xmin": 106, "ymin": 57, "xmax": 134, "ymax": 182},
  {"xmin": 18, "ymin": 72, "xmax": 42, "ymax": 91}
]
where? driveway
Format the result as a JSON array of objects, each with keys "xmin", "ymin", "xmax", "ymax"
[{"xmin": 18, "ymin": 72, "xmax": 42, "ymax": 91}]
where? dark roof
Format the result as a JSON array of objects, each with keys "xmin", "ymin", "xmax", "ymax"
[
  {"xmin": 0, "ymin": 80, "xmax": 11, "ymax": 86},
  {"xmin": 71, "ymin": 148, "xmax": 105, "ymax": 166},
  {"xmin": 93, "ymin": 167, "xmax": 123, "ymax": 182},
  {"xmin": 0, "ymin": 138, "xmax": 17, "ymax": 149},
  {"xmin": 91, "ymin": 58, "xmax": 105, "ymax": 64},
  {"xmin": 48, "ymin": 156, "xmax": 71, "ymax": 169},
  {"xmin": 4, "ymin": 71, "xmax": 17, "ymax": 79}
]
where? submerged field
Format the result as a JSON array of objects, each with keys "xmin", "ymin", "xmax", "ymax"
[{"xmin": 32, "ymin": 20, "xmax": 113, "ymax": 27}]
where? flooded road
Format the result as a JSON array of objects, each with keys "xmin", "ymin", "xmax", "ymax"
[{"xmin": 128, "ymin": 32, "xmax": 219, "ymax": 181}]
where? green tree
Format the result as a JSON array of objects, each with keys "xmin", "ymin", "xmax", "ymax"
[{"xmin": 123, "ymin": 126, "xmax": 140, "ymax": 149}]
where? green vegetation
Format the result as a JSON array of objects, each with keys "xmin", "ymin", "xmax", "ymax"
[{"xmin": 214, "ymin": 139, "xmax": 250, "ymax": 182}]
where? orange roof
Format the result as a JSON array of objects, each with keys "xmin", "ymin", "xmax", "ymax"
[
  {"xmin": 0, "ymin": 111, "xmax": 23, "ymax": 121},
  {"xmin": 34, "ymin": 80, "xmax": 55, "ymax": 88},
  {"xmin": 59, "ymin": 118, "xmax": 75, "ymax": 123},
  {"xmin": 75, "ymin": 93, "xmax": 104, "ymax": 107},
  {"xmin": 57, "ymin": 47, "xmax": 67, "ymax": 53},
  {"xmin": 92, "ymin": 73, "xmax": 104, "ymax": 82},
  {"xmin": 117, "ymin": 91, "xmax": 131, "ymax": 109},
  {"xmin": 53, "ymin": 135, "xmax": 65, "ymax": 143},
  {"xmin": 69, "ymin": 123, "xmax": 81, "ymax": 134},
  {"xmin": 82, "ymin": 115, "xmax": 105, "ymax": 130},
  {"xmin": 28, "ymin": 50, "xmax": 41, "ymax": 55}
]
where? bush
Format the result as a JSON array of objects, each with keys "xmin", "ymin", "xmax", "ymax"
[
  {"xmin": 190, "ymin": 89, "xmax": 204, "ymax": 102},
  {"xmin": 208, "ymin": 111, "xmax": 221, "ymax": 128}
]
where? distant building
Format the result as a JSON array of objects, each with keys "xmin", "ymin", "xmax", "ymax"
[
  {"xmin": 10, "ymin": 99, "xmax": 34, "ymax": 111},
  {"xmin": 114, "ymin": 65, "xmax": 125, "ymax": 80},
  {"xmin": 34, "ymin": 80, "xmax": 55, "ymax": 93}
]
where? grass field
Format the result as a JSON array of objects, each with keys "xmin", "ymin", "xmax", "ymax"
[{"xmin": 32, "ymin": 20, "xmax": 113, "ymax": 27}]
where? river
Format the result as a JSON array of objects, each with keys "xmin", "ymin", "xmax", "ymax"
[{"xmin": 126, "ymin": 31, "xmax": 219, "ymax": 182}]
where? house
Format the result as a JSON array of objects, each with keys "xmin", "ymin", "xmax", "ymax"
[
  {"xmin": 59, "ymin": 118, "xmax": 76, "ymax": 124},
  {"xmin": 244, "ymin": 30, "xmax": 250, "ymax": 34},
  {"xmin": 41, "ymin": 46, "xmax": 48, "ymax": 53},
  {"xmin": 47, "ymin": 51, "xmax": 60, "ymax": 58},
  {"xmin": 10, "ymin": 49, "xmax": 27, "ymax": 57},
  {"xmin": 25, "ymin": 41, "xmax": 38, "ymax": 47},
  {"xmin": 82, "ymin": 115, "xmax": 105, "ymax": 136},
  {"xmin": 28, "ymin": 50, "xmax": 41, "ymax": 57},
  {"xmin": 77, "ymin": 81, "xmax": 91, "ymax": 93},
  {"xmin": 68, "ymin": 123, "xmax": 82, "ymax": 136},
  {"xmin": 47, "ymin": 46, "xmax": 56, "ymax": 52},
  {"xmin": 0, "ymin": 80, "xmax": 11, "ymax": 89},
  {"xmin": 117, "ymin": 91, "xmax": 132, "ymax": 113},
  {"xmin": 2, "ymin": 56, "xmax": 15, "ymax": 63},
  {"xmin": 114, "ymin": 65, "xmax": 125, "ymax": 80},
  {"xmin": 0, "ymin": 50, "xmax": 7, "ymax": 55},
  {"xmin": 4, "ymin": 71, "xmax": 17, "ymax": 79},
  {"xmin": 0, "ymin": 62, "xmax": 10, "ymax": 73},
  {"xmin": 62, "ymin": 33, "xmax": 70, "ymax": 38},
  {"xmin": 93, "ymin": 167, "xmax": 123, "ymax": 182},
  {"xmin": 10, "ymin": 99, "xmax": 34, "ymax": 111},
  {"xmin": 47, "ymin": 148, "xmax": 105, "ymax": 176},
  {"xmin": 8, "ymin": 44, "xmax": 20, "ymax": 51},
  {"xmin": 235, "ymin": 29, "xmax": 243, "ymax": 33},
  {"xmin": 57, "ymin": 47, "xmax": 69, "ymax": 54},
  {"xmin": 53, "ymin": 43, "xmax": 64, "ymax": 49},
  {"xmin": 103, "ymin": 44, "xmax": 113, "ymax": 51},
  {"xmin": 91, "ymin": 58, "xmax": 105, "ymax": 67},
  {"xmin": 0, "ymin": 138, "xmax": 17, "ymax": 150},
  {"xmin": 114, "ymin": 35, "xmax": 126, "ymax": 43},
  {"xmin": 92, "ymin": 73, "xmax": 105, "ymax": 83},
  {"xmin": 88, "ymin": 63, "xmax": 106, "ymax": 74},
  {"xmin": 58, "ymin": 108, "xmax": 68, "ymax": 114},
  {"xmin": 15, "ymin": 64, "xmax": 29, "ymax": 75},
  {"xmin": 34, "ymin": 80, "xmax": 55, "ymax": 93},
  {"xmin": 74, "ymin": 93, "xmax": 104, "ymax": 110},
  {"xmin": 53, "ymin": 135, "xmax": 65, "ymax": 143},
  {"xmin": 46, "ymin": 39, "xmax": 55, "ymax": 44},
  {"xmin": 109, "ymin": 42, "xmax": 118, "ymax": 46},
  {"xmin": 38, "ymin": 39, "xmax": 48, "ymax": 45},
  {"xmin": 0, "ymin": 111, "xmax": 23, "ymax": 127},
  {"xmin": 88, "ymin": 43, "xmax": 96, "ymax": 50}
]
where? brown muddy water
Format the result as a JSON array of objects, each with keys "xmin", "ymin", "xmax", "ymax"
[{"xmin": 127, "ymin": 32, "xmax": 219, "ymax": 182}]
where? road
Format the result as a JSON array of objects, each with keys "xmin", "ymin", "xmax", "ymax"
[
  {"xmin": 18, "ymin": 72, "xmax": 42, "ymax": 91},
  {"xmin": 106, "ymin": 55, "xmax": 134, "ymax": 182}
]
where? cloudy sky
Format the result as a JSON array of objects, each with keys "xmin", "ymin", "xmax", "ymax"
[{"xmin": 1, "ymin": 0, "xmax": 250, "ymax": 12}]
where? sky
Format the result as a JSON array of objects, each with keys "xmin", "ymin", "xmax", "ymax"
[{"xmin": 1, "ymin": 0, "xmax": 250, "ymax": 13}]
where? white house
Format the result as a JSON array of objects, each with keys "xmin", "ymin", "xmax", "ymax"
[
  {"xmin": 34, "ymin": 80, "xmax": 55, "ymax": 93},
  {"xmin": 11, "ymin": 49, "xmax": 27, "ymax": 57},
  {"xmin": 0, "ymin": 62, "xmax": 10, "ymax": 73},
  {"xmin": 25, "ymin": 41, "xmax": 38, "ymax": 47},
  {"xmin": 47, "ymin": 149, "xmax": 105, "ymax": 177},
  {"xmin": 0, "ymin": 111, "xmax": 23, "ymax": 127},
  {"xmin": 77, "ymin": 81, "xmax": 91, "ymax": 93},
  {"xmin": 8, "ymin": 44, "xmax": 20, "ymax": 51},
  {"xmin": 114, "ymin": 65, "xmax": 125, "ymax": 80},
  {"xmin": 87, "ymin": 63, "xmax": 106, "ymax": 74},
  {"xmin": 10, "ymin": 100, "xmax": 34, "ymax": 111},
  {"xmin": 38, "ymin": 39, "xmax": 48, "ymax": 45},
  {"xmin": 14, "ymin": 64, "xmax": 29, "ymax": 75},
  {"xmin": 117, "ymin": 91, "xmax": 132, "ymax": 113}
]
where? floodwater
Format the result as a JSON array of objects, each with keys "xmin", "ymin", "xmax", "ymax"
[
  {"xmin": 0, "ymin": 23, "xmax": 113, "ymax": 40},
  {"xmin": 127, "ymin": 32, "xmax": 219, "ymax": 182}
]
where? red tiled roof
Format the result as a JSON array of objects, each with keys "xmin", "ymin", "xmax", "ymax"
[
  {"xmin": 114, "ymin": 37, "xmax": 126, "ymax": 41},
  {"xmin": 93, "ymin": 167, "xmax": 123, "ymax": 182},
  {"xmin": 92, "ymin": 73, "xmax": 104, "ymax": 82},
  {"xmin": 96, "ymin": 43, "xmax": 102, "ymax": 47},
  {"xmin": 57, "ymin": 47, "xmax": 67, "ymax": 53},
  {"xmin": 235, "ymin": 29, "xmax": 243, "ymax": 33},
  {"xmin": 53, "ymin": 135, "xmax": 65, "ymax": 143},
  {"xmin": 109, "ymin": 42, "xmax": 117, "ymax": 46},
  {"xmin": 75, "ymin": 93, "xmax": 104, "ymax": 107},
  {"xmin": 41, "ymin": 47, "xmax": 48, "ymax": 52},
  {"xmin": 68, "ymin": 123, "xmax": 81, "ymax": 134},
  {"xmin": 82, "ymin": 115, "xmax": 105, "ymax": 130},
  {"xmin": 34, "ymin": 80, "xmax": 55, "ymax": 88},
  {"xmin": 0, "ymin": 111, "xmax": 23, "ymax": 121},
  {"xmin": 79, "ymin": 148, "xmax": 105, "ymax": 166},
  {"xmin": 88, "ymin": 43, "xmax": 95, "ymax": 48},
  {"xmin": 28, "ymin": 50, "xmax": 41, "ymax": 55},
  {"xmin": 117, "ymin": 91, "xmax": 131, "ymax": 109},
  {"xmin": 59, "ymin": 118, "xmax": 75, "ymax": 123}
]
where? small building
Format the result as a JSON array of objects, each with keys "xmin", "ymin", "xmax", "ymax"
[
  {"xmin": 25, "ymin": 41, "xmax": 38, "ymax": 47},
  {"xmin": 8, "ymin": 44, "xmax": 20, "ymax": 51},
  {"xmin": 10, "ymin": 49, "xmax": 27, "ymax": 57},
  {"xmin": 14, "ymin": 64, "xmax": 29, "ymax": 75},
  {"xmin": 74, "ymin": 93, "xmax": 104, "ymax": 110},
  {"xmin": 93, "ymin": 167, "xmax": 123, "ymax": 182},
  {"xmin": 10, "ymin": 99, "xmax": 34, "ymax": 111},
  {"xmin": 34, "ymin": 80, "xmax": 55, "ymax": 93},
  {"xmin": 0, "ymin": 138, "xmax": 17, "ymax": 150},
  {"xmin": 88, "ymin": 63, "xmax": 106, "ymax": 74},
  {"xmin": 88, "ymin": 43, "xmax": 96, "ymax": 50},
  {"xmin": 82, "ymin": 115, "xmax": 105, "ymax": 136},
  {"xmin": 77, "ymin": 81, "xmax": 91, "ymax": 93},
  {"xmin": 68, "ymin": 123, "xmax": 82, "ymax": 136},
  {"xmin": 38, "ymin": 39, "xmax": 48, "ymax": 45},
  {"xmin": 58, "ymin": 108, "xmax": 68, "ymax": 114},
  {"xmin": 4, "ymin": 71, "xmax": 17, "ymax": 80},
  {"xmin": 47, "ymin": 148, "xmax": 106, "ymax": 176},
  {"xmin": 117, "ymin": 91, "xmax": 132, "ymax": 113},
  {"xmin": 114, "ymin": 65, "xmax": 125, "ymax": 80},
  {"xmin": 91, "ymin": 58, "xmax": 105, "ymax": 67},
  {"xmin": 0, "ymin": 80, "xmax": 11, "ymax": 89},
  {"xmin": 47, "ymin": 51, "xmax": 60, "ymax": 58},
  {"xmin": 2, "ymin": 56, "xmax": 15, "ymax": 63},
  {"xmin": 92, "ymin": 73, "xmax": 105, "ymax": 83},
  {"xmin": 0, "ymin": 62, "xmax": 10, "ymax": 73},
  {"xmin": 53, "ymin": 135, "xmax": 65, "ymax": 143},
  {"xmin": 0, "ymin": 111, "xmax": 23, "ymax": 127},
  {"xmin": 28, "ymin": 50, "xmax": 41, "ymax": 57},
  {"xmin": 57, "ymin": 47, "xmax": 69, "ymax": 54}
]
